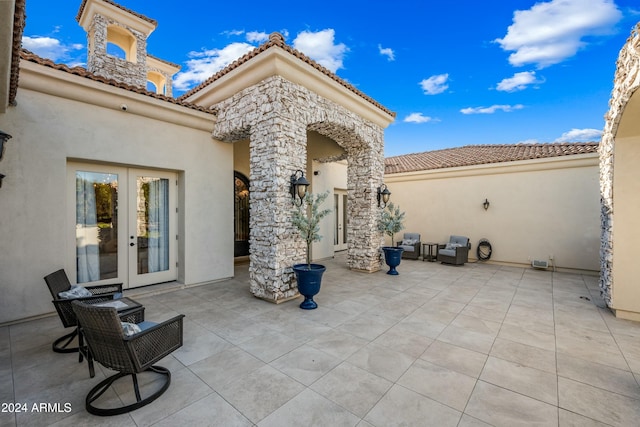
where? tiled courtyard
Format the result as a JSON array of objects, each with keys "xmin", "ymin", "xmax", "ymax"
[{"xmin": 2, "ymin": 254, "xmax": 640, "ymax": 426}]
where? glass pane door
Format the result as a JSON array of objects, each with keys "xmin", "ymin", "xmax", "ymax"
[
  {"xmin": 129, "ymin": 170, "xmax": 176, "ymax": 287},
  {"xmin": 334, "ymin": 189, "xmax": 348, "ymax": 251},
  {"xmin": 75, "ymin": 170, "xmax": 120, "ymax": 283}
]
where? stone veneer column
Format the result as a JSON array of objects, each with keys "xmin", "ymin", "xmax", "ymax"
[
  {"xmin": 346, "ymin": 138, "xmax": 385, "ymax": 273},
  {"xmin": 213, "ymin": 75, "xmax": 386, "ymax": 302},
  {"xmin": 599, "ymin": 23, "xmax": 640, "ymax": 307}
]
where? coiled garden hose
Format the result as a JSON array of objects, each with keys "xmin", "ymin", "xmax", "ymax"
[{"xmin": 477, "ymin": 239, "xmax": 492, "ymax": 261}]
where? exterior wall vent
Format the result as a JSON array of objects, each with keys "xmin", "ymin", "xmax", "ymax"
[{"xmin": 532, "ymin": 259, "xmax": 549, "ymax": 269}]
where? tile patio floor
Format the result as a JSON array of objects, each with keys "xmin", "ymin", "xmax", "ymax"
[{"xmin": 2, "ymin": 254, "xmax": 640, "ymax": 426}]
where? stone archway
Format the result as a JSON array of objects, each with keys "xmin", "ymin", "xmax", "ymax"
[
  {"xmin": 212, "ymin": 75, "xmax": 386, "ymax": 303},
  {"xmin": 599, "ymin": 23, "xmax": 640, "ymax": 318}
]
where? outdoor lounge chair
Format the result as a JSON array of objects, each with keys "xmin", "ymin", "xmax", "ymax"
[
  {"xmin": 44, "ymin": 269, "xmax": 124, "ymax": 354},
  {"xmin": 72, "ymin": 300, "xmax": 185, "ymax": 416},
  {"xmin": 397, "ymin": 233, "xmax": 421, "ymax": 260},
  {"xmin": 437, "ymin": 235, "xmax": 470, "ymax": 265}
]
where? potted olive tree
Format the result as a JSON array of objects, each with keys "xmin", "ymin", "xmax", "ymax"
[
  {"xmin": 378, "ymin": 202, "xmax": 406, "ymax": 275},
  {"xmin": 291, "ymin": 191, "xmax": 332, "ymax": 309}
]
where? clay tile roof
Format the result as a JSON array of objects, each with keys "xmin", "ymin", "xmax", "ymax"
[
  {"xmin": 178, "ymin": 32, "xmax": 396, "ymax": 118},
  {"xmin": 384, "ymin": 142, "xmax": 599, "ymax": 174},
  {"xmin": 8, "ymin": 0, "xmax": 26, "ymax": 106},
  {"xmin": 19, "ymin": 50, "xmax": 215, "ymax": 115},
  {"xmin": 76, "ymin": 0, "xmax": 157, "ymax": 26},
  {"xmin": 147, "ymin": 54, "xmax": 181, "ymax": 70}
]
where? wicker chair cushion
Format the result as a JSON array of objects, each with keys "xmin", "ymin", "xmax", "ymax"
[{"xmin": 58, "ymin": 285, "xmax": 92, "ymax": 299}]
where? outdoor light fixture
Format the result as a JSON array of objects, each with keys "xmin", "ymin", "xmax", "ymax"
[
  {"xmin": 290, "ymin": 169, "xmax": 309, "ymax": 206},
  {"xmin": 0, "ymin": 130, "xmax": 12, "ymax": 161},
  {"xmin": 377, "ymin": 184, "xmax": 391, "ymax": 208},
  {"xmin": 483, "ymin": 198, "xmax": 490, "ymax": 210}
]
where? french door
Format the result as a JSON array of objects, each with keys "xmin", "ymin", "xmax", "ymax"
[
  {"xmin": 68, "ymin": 163, "xmax": 177, "ymax": 289},
  {"xmin": 334, "ymin": 189, "xmax": 348, "ymax": 252}
]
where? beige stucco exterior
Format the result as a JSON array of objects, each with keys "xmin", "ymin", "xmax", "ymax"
[
  {"xmin": 386, "ymin": 154, "xmax": 601, "ymax": 272},
  {"xmin": 609, "ymin": 90, "xmax": 640, "ymax": 320},
  {"xmin": 0, "ymin": 61, "xmax": 233, "ymax": 324}
]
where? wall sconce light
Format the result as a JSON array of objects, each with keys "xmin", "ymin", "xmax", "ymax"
[
  {"xmin": 0, "ymin": 173, "xmax": 5, "ymax": 188},
  {"xmin": 483, "ymin": 198, "xmax": 490, "ymax": 210},
  {"xmin": 377, "ymin": 184, "xmax": 391, "ymax": 208},
  {"xmin": 0, "ymin": 130, "xmax": 12, "ymax": 160},
  {"xmin": 290, "ymin": 170, "xmax": 309, "ymax": 206}
]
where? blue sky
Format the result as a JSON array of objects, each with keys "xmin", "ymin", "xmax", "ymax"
[{"xmin": 21, "ymin": 0, "xmax": 640, "ymax": 156}]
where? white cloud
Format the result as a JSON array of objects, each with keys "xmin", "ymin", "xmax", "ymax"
[
  {"xmin": 378, "ymin": 44, "xmax": 395, "ymax": 61},
  {"xmin": 460, "ymin": 104, "xmax": 524, "ymax": 114},
  {"xmin": 173, "ymin": 42, "xmax": 256, "ymax": 91},
  {"xmin": 495, "ymin": 0, "xmax": 622, "ymax": 68},
  {"xmin": 517, "ymin": 139, "xmax": 541, "ymax": 144},
  {"xmin": 554, "ymin": 128, "xmax": 602, "ymax": 142},
  {"xmin": 246, "ymin": 31, "xmax": 269, "ymax": 43},
  {"xmin": 22, "ymin": 36, "xmax": 83, "ymax": 62},
  {"xmin": 420, "ymin": 74, "xmax": 449, "ymax": 95},
  {"xmin": 403, "ymin": 113, "xmax": 437, "ymax": 123},
  {"xmin": 292, "ymin": 29, "xmax": 348, "ymax": 73},
  {"xmin": 496, "ymin": 71, "xmax": 544, "ymax": 92},
  {"xmin": 221, "ymin": 29, "xmax": 245, "ymax": 37}
]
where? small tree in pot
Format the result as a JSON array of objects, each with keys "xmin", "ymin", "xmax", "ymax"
[
  {"xmin": 291, "ymin": 191, "xmax": 332, "ymax": 309},
  {"xmin": 378, "ymin": 202, "xmax": 406, "ymax": 275}
]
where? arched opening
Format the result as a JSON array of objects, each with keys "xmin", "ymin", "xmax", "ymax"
[
  {"xmin": 234, "ymin": 171, "xmax": 250, "ymax": 257},
  {"xmin": 147, "ymin": 70, "xmax": 167, "ymax": 95},
  {"xmin": 106, "ymin": 25, "xmax": 137, "ymax": 63}
]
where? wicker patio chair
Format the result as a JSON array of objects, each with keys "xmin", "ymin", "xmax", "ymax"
[
  {"xmin": 72, "ymin": 300, "xmax": 184, "ymax": 416},
  {"xmin": 397, "ymin": 232, "xmax": 421, "ymax": 260},
  {"xmin": 437, "ymin": 235, "xmax": 471, "ymax": 265},
  {"xmin": 44, "ymin": 269, "xmax": 123, "ymax": 354}
]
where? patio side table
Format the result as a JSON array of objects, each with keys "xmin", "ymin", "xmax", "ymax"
[{"xmin": 422, "ymin": 242, "xmax": 438, "ymax": 262}]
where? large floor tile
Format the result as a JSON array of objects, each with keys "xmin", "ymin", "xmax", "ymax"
[
  {"xmin": 189, "ymin": 346, "xmax": 265, "ymax": 390},
  {"xmin": 480, "ymin": 356, "xmax": 558, "ymax": 405},
  {"xmin": 465, "ymin": 381, "xmax": 558, "ymax": 427},
  {"xmin": 558, "ymin": 376, "xmax": 640, "ymax": 426},
  {"xmin": 398, "ymin": 359, "xmax": 476, "ymax": 411},
  {"xmin": 271, "ymin": 345, "xmax": 341, "ymax": 386},
  {"xmin": 346, "ymin": 342, "xmax": 416, "ymax": 382},
  {"xmin": 311, "ymin": 362, "xmax": 391, "ymax": 418},
  {"xmin": 420, "ymin": 340, "xmax": 487, "ymax": 378},
  {"xmin": 216, "ymin": 365, "xmax": 306, "ymax": 424},
  {"xmin": 151, "ymin": 393, "xmax": 252, "ymax": 427},
  {"xmin": 489, "ymin": 337, "xmax": 557, "ymax": 374},
  {"xmin": 365, "ymin": 385, "xmax": 461, "ymax": 427}
]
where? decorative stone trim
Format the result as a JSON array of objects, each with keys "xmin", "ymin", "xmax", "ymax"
[
  {"xmin": 213, "ymin": 75, "xmax": 385, "ymax": 302},
  {"xmin": 599, "ymin": 23, "xmax": 640, "ymax": 307}
]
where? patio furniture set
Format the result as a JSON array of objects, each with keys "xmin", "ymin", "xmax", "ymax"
[
  {"xmin": 44, "ymin": 269, "xmax": 184, "ymax": 416},
  {"xmin": 397, "ymin": 233, "xmax": 471, "ymax": 265}
]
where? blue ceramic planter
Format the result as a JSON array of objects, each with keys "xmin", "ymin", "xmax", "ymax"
[
  {"xmin": 382, "ymin": 247, "xmax": 404, "ymax": 275},
  {"xmin": 293, "ymin": 264, "xmax": 326, "ymax": 309}
]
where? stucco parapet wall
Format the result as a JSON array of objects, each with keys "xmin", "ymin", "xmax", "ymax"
[
  {"xmin": 182, "ymin": 34, "xmax": 395, "ymax": 128},
  {"xmin": 18, "ymin": 58, "xmax": 215, "ymax": 132},
  {"xmin": 385, "ymin": 152, "xmax": 599, "ymax": 183}
]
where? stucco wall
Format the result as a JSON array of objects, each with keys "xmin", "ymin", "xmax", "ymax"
[
  {"xmin": 385, "ymin": 155, "xmax": 600, "ymax": 272},
  {"xmin": 0, "ymin": 85, "xmax": 233, "ymax": 324}
]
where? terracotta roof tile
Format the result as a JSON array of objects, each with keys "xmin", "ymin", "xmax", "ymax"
[
  {"xmin": 76, "ymin": 0, "xmax": 157, "ymax": 26},
  {"xmin": 384, "ymin": 142, "xmax": 599, "ymax": 174},
  {"xmin": 178, "ymin": 33, "xmax": 395, "ymax": 118},
  {"xmin": 147, "ymin": 54, "xmax": 181, "ymax": 70},
  {"xmin": 19, "ymin": 50, "xmax": 215, "ymax": 115}
]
